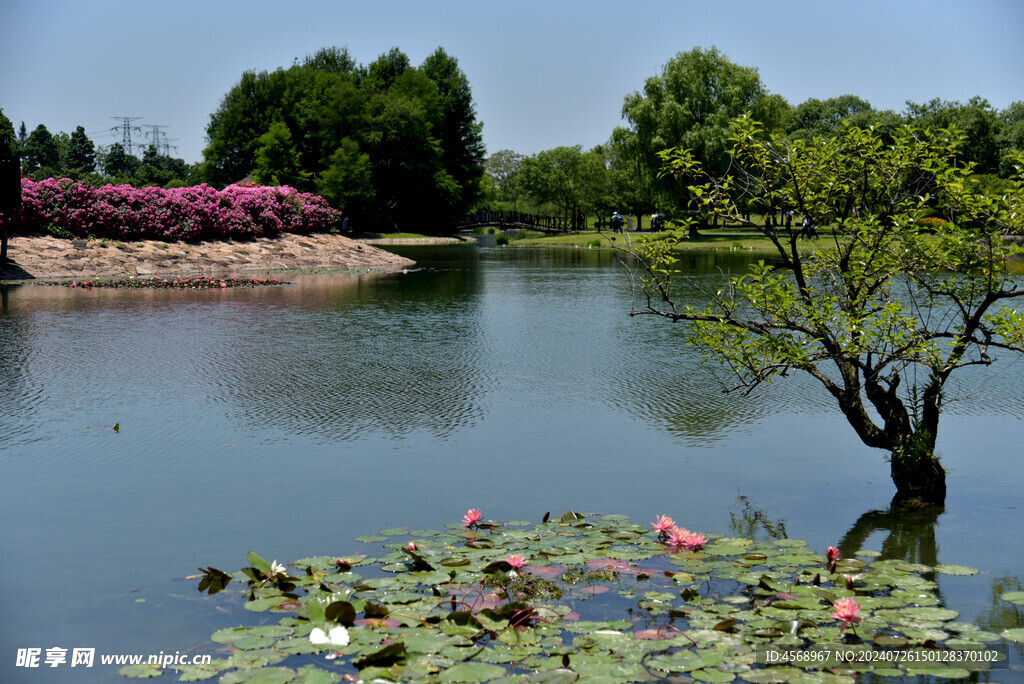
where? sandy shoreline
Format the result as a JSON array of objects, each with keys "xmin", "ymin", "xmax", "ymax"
[{"xmin": 0, "ymin": 232, "xmax": 420, "ymax": 282}]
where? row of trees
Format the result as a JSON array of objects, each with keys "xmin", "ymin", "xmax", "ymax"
[
  {"xmin": 1, "ymin": 113, "xmax": 198, "ymax": 188},
  {"xmin": 484, "ymin": 47, "xmax": 1024, "ymax": 229},
  {"xmin": 4, "ymin": 43, "xmax": 488, "ymax": 235},
  {"xmin": 202, "ymin": 46, "xmax": 485, "ymax": 233},
  {"xmin": 7, "ymin": 45, "xmax": 1023, "ymax": 236}
]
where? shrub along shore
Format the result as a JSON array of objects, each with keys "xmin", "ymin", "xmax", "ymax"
[{"xmin": 1, "ymin": 178, "xmax": 418, "ymax": 281}]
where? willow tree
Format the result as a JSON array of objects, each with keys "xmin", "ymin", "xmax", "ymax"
[{"xmin": 624, "ymin": 117, "xmax": 1024, "ymax": 506}]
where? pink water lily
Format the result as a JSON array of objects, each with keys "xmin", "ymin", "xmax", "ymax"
[
  {"xmin": 830, "ymin": 597, "xmax": 863, "ymax": 633},
  {"xmin": 682, "ymin": 532, "xmax": 707, "ymax": 551},
  {"xmin": 505, "ymin": 553, "xmax": 526, "ymax": 569},
  {"xmin": 666, "ymin": 527, "xmax": 692, "ymax": 547},
  {"xmin": 462, "ymin": 508, "xmax": 483, "ymax": 527},
  {"xmin": 826, "ymin": 545, "xmax": 841, "ymax": 572},
  {"xmin": 651, "ymin": 515, "xmax": 676, "ymax": 538}
]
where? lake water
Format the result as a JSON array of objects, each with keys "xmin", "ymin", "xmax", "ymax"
[{"xmin": 2, "ymin": 243, "xmax": 1022, "ymax": 681}]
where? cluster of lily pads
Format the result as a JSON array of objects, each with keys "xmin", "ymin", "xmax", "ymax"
[
  {"xmin": 57, "ymin": 275, "xmax": 289, "ymax": 289},
  {"xmin": 132, "ymin": 511, "xmax": 1024, "ymax": 682}
]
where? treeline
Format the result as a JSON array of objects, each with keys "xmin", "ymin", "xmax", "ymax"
[
  {"xmin": 1, "ymin": 45, "xmax": 486, "ymax": 236},
  {"xmin": 485, "ymin": 47, "xmax": 1024, "ymax": 229},
  {"xmin": 0, "ymin": 114, "xmax": 199, "ymax": 189},
  {"xmin": 202, "ymin": 46, "xmax": 485, "ymax": 234},
  {"xmin": 5, "ymin": 45, "xmax": 1023, "ymax": 237}
]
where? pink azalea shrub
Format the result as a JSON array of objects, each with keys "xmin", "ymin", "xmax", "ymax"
[{"xmin": 17, "ymin": 178, "xmax": 342, "ymax": 242}]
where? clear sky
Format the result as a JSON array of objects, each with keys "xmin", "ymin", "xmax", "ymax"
[{"xmin": 2, "ymin": 0, "xmax": 1022, "ymax": 165}]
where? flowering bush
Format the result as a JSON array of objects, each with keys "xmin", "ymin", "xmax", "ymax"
[
  {"xmin": 17, "ymin": 178, "xmax": 342, "ymax": 242},
  {"xmin": 915, "ymin": 216, "xmax": 949, "ymax": 230}
]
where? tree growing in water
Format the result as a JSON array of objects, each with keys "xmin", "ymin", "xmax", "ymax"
[{"xmin": 624, "ymin": 117, "xmax": 1024, "ymax": 506}]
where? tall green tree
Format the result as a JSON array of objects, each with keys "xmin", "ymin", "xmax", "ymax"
[
  {"xmin": 99, "ymin": 142, "xmax": 139, "ymax": 179},
  {"xmin": 904, "ymin": 97, "xmax": 1001, "ymax": 175},
  {"xmin": 603, "ymin": 131, "xmax": 659, "ymax": 227},
  {"xmin": 624, "ymin": 117, "xmax": 1024, "ymax": 506},
  {"xmin": 0, "ymin": 108, "xmax": 16, "ymax": 156},
  {"xmin": 997, "ymin": 101, "xmax": 1024, "ymax": 177},
  {"xmin": 484, "ymin": 150, "xmax": 525, "ymax": 210},
  {"xmin": 22, "ymin": 124, "xmax": 59, "ymax": 176},
  {"xmin": 252, "ymin": 121, "xmax": 309, "ymax": 187},
  {"xmin": 421, "ymin": 47, "xmax": 486, "ymax": 213},
  {"xmin": 618, "ymin": 46, "xmax": 789, "ymax": 212},
  {"xmin": 785, "ymin": 95, "xmax": 880, "ymax": 139},
  {"xmin": 63, "ymin": 125, "xmax": 96, "ymax": 177},
  {"xmin": 519, "ymin": 145, "xmax": 606, "ymax": 218},
  {"xmin": 360, "ymin": 74, "xmax": 452, "ymax": 230},
  {"xmin": 202, "ymin": 45, "xmax": 485, "ymax": 233},
  {"xmin": 134, "ymin": 145, "xmax": 192, "ymax": 186},
  {"xmin": 202, "ymin": 68, "xmax": 292, "ymax": 187},
  {"xmin": 316, "ymin": 137, "xmax": 373, "ymax": 220}
]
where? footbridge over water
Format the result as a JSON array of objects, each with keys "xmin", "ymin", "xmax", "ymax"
[{"xmin": 454, "ymin": 210, "xmax": 586, "ymax": 234}]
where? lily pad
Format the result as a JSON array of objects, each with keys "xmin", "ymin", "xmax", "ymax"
[
  {"xmin": 436, "ymin": 662, "xmax": 508, "ymax": 681},
  {"xmin": 1000, "ymin": 628, "xmax": 1024, "ymax": 642},
  {"xmin": 119, "ymin": 663, "xmax": 164, "ymax": 678},
  {"xmin": 192, "ymin": 512, "xmax": 1002, "ymax": 684}
]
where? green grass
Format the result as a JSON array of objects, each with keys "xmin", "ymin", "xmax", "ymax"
[
  {"xmin": 508, "ymin": 229, "xmax": 824, "ymax": 254},
  {"xmin": 359, "ymin": 232, "xmax": 436, "ymax": 240}
]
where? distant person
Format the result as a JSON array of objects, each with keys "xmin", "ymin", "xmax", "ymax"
[
  {"xmin": 626, "ymin": 214, "xmax": 634, "ymax": 232},
  {"xmin": 611, "ymin": 211, "xmax": 624, "ymax": 232},
  {"xmin": 801, "ymin": 217, "xmax": 818, "ymax": 240}
]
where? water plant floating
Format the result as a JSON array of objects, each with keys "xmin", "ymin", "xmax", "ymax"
[
  {"xmin": 51, "ymin": 275, "xmax": 290, "ymax": 289},
  {"xmin": 160, "ymin": 512, "xmax": 1015, "ymax": 682}
]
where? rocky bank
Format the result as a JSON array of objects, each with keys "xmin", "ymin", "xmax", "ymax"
[{"xmin": 0, "ymin": 232, "xmax": 418, "ymax": 282}]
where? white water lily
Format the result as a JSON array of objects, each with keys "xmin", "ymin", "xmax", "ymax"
[
  {"xmin": 267, "ymin": 560, "xmax": 288, "ymax": 581},
  {"xmin": 309, "ymin": 625, "xmax": 350, "ymax": 647}
]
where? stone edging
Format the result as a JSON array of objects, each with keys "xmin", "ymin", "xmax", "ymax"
[{"xmin": 0, "ymin": 232, "xmax": 415, "ymax": 282}]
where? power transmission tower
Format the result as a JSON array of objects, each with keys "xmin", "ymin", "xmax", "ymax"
[
  {"xmin": 144, "ymin": 125, "xmax": 169, "ymax": 155},
  {"xmin": 162, "ymin": 136, "xmax": 180, "ymax": 156},
  {"xmin": 111, "ymin": 116, "xmax": 143, "ymax": 156}
]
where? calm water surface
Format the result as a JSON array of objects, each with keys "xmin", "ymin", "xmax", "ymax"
[{"xmin": 1, "ymin": 243, "xmax": 1022, "ymax": 681}]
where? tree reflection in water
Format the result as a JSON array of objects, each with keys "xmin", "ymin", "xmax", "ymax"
[
  {"xmin": 839, "ymin": 505, "xmax": 1024, "ymax": 659},
  {"xmin": 838, "ymin": 505, "xmax": 942, "ymax": 566},
  {"xmin": 730, "ymin": 497, "xmax": 1024, "ymax": 661}
]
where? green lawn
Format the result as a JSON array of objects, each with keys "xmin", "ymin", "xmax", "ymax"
[
  {"xmin": 355, "ymin": 232, "xmax": 436, "ymax": 240},
  {"xmin": 508, "ymin": 229, "xmax": 824, "ymax": 254}
]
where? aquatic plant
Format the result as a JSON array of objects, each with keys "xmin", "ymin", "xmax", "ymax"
[
  {"xmin": 157, "ymin": 511, "xmax": 1020, "ymax": 682},
  {"xmin": 49, "ymin": 275, "xmax": 288, "ymax": 289}
]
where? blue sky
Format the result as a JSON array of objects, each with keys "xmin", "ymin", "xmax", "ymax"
[{"xmin": 2, "ymin": 0, "xmax": 1022, "ymax": 164}]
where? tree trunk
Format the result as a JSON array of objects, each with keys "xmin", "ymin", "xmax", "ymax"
[{"xmin": 890, "ymin": 449, "xmax": 946, "ymax": 507}]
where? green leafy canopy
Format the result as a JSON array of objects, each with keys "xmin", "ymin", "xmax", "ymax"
[{"xmin": 622, "ymin": 117, "xmax": 1024, "ymax": 504}]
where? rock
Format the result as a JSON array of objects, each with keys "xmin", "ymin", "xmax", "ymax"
[{"xmin": 1, "ymin": 232, "xmax": 415, "ymax": 281}]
